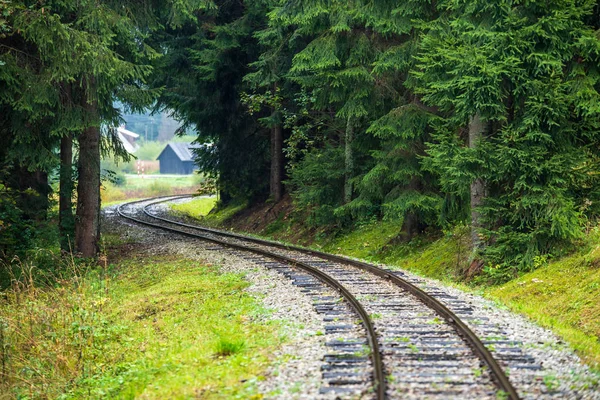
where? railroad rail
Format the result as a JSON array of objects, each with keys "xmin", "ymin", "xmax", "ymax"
[{"xmin": 117, "ymin": 195, "xmax": 520, "ymax": 399}]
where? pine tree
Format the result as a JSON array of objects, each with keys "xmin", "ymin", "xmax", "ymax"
[
  {"xmin": 243, "ymin": 0, "xmax": 302, "ymax": 202},
  {"xmin": 153, "ymin": 0, "xmax": 271, "ymax": 203},
  {"xmin": 273, "ymin": 0, "xmax": 385, "ymax": 218},
  {"xmin": 1, "ymin": 0, "xmax": 169, "ymax": 256},
  {"xmin": 413, "ymin": 0, "xmax": 600, "ymax": 273}
]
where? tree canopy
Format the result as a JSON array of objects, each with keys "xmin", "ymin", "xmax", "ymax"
[{"xmin": 2, "ymin": 0, "xmax": 600, "ymax": 280}]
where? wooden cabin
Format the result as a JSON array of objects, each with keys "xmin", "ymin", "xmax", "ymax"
[{"xmin": 156, "ymin": 143, "xmax": 200, "ymax": 174}]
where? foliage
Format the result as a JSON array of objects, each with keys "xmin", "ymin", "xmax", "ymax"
[
  {"xmin": 287, "ymin": 145, "xmax": 346, "ymax": 226},
  {"xmin": 152, "ymin": 0, "xmax": 271, "ymax": 202},
  {"xmin": 0, "ymin": 183, "xmax": 34, "ymax": 257},
  {"xmin": 412, "ymin": 0, "xmax": 600, "ymax": 270},
  {"xmin": 3, "ymin": 0, "xmax": 600, "ymax": 272}
]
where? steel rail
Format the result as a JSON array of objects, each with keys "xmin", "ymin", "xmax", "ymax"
[
  {"xmin": 140, "ymin": 195, "xmax": 521, "ymax": 400},
  {"xmin": 117, "ymin": 199, "xmax": 386, "ymax": 399}
]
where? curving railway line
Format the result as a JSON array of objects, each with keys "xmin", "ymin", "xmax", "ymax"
[{"xmin": 118, "ymin": 195, "xmax": 521, "ymax": 400}]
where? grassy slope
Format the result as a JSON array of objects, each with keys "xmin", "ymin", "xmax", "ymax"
[
  {"xmin": 486, "ymin": 230, "xmax": 600, "ymax": 368},
  {"xmin": 171, "ymin": 198, "xmax": 600, "ymax": 370},
  {"xmin": 171, "ymin": 196, "xmax": 219, "ymax": 220},
  {"xmin": 1, "ymin": 238, "xmax": 281, "ymax": 399},
  {"xmin": 171, "ymin": 197, "xmax": 244, "ymax": 226}
]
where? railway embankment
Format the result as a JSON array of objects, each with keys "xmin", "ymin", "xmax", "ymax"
[{"xmin": 170, "ymin": 196, "xmax": 600, "ymax": 372}]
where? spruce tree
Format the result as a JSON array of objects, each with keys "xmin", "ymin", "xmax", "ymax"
[
  {"xmin": 413, "ymin": 0, "xmax": 600, "ymax": 273},
  {"xmin": 1, "ymin": 0, "xmax": 168, "ymax": 256},
  {"xmin": 153, "ymin": 0, "xmax": 270, "ymax": 203}
]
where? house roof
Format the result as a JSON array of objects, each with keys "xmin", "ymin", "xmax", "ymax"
[
  {"xmin": 117, "ymin": 126, "xmax": 140, "ymax": 139},
  {"xmin": 116, "ymin": 126, "xmax": 139, "ymax": 154},
  {"xmin": 157, "ymin": 142, "xmax": 201, "ymax": 162}
]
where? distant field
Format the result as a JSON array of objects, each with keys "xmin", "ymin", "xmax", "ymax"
[{"xmin": 102, "ymin": 174, "xmax": 207, "ymax": 207}]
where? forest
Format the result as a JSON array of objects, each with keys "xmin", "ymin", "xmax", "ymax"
[
  {"xmin": 2, "ymin": 1, "xmax": 600, "ymax": 398},
  {"xmin": 2, "ymin": 0, "xmax": 600, "ymax": 280}
]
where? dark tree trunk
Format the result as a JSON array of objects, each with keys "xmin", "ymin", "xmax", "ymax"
[
  {"xmin": 344, "ymin": 116, "xmax": 354, "ymax": 204},
  {"xmin": 59, "ymin": 134, "xmax": 75, "ymax": 252},
  {"xmin": 75, "ymin": 80, "xmax": 101, "ymax": 258},
  {"xmin": 401, "ymin": 178, "xmax": 425, "ymax": 241},
  {"xmin": 270, "ymin": 123, "xmax": 283, "ymax": 202},
  {"xmin": 12, "ymin": 168, "xmax": 50, "ymax": 221},
  {"xmin": 469, "ymin": 113, "xmax": 487, "ymax": 250}
]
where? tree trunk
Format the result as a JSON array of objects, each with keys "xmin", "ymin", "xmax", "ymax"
[
  {"xmin": 75, "ymin": 79, "xmax": 101, "ymax": 258},
  {"xmin": 469, "ymin": 113, "xmax": 487, "ymax": 250},
  {"xmin": 401, "ymin": 177, "xmax": 424, "ymax": 241},
  {"xmin": 344, "ymin": 116, "xmax": 354, "ymax": 204},
  {"xmin": 59, "ymin": 134, "xmax": 75, "ymax": 252},
  {"xmin": 270, "ymin": 123, "xmax": 283, "ymax": 202},
  {"xmin": 12, "ymin": 167, "xmax": 50, "ymax": 221}
]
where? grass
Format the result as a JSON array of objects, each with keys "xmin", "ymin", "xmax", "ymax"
[
  {"xmin": 170, "ymin": 196, "xmax": 218, "ymax": 220},
  {"xmin": 169, "ymin": 197, "xmax": 246, "ymax": 227},
  {"xmin": 101, "ymin": 174, "xmax": 208, "ymax": 207},
  {"xmin": 485, "ymin": 227, "xmax": 600, "ymax": 369},
  {"xmin": 0, "ymin": 245, "xmax": 281, "ymax": 399}
]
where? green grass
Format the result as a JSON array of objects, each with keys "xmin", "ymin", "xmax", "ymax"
[
  {"xmin": 169, "ymin": 197, "xmax": 246, "ymax": 227},
  {"xmin": 101, "ymin": 174, "xmax": 206, "ymax": 207},
  {"xmin": 0, "ymin": 249, "xmax": 281, "ymax": 399},
  {"xmin": 320, "ymin": 220, "xmax": 403, "ymax": 260},
  {"xmin": 122, "ymin": 174, "xmax": 203, "ymax": 189},
  {"xmin": 170, "ymin": 196, "xmax": 218, "ymax": 219},
  {"xmin": 486, "ymin": 227, "xmax": 600, "ymax": 369}
]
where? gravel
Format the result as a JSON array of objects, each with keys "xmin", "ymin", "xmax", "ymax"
[{"xmin": 399, "ymin": 272, "xmax": 600, "ymax": 399}]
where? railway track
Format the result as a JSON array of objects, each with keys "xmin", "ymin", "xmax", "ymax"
[{"xmin": 118, "ymin": 196, "xmax": 521, "ymax": 399}]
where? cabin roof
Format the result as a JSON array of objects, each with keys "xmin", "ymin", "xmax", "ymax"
[
  {"xmin": 116, "ymin": 126, "xmax": 140, "ymax": 154},
  {"xmin": 157, "ymin": 142, "xmax": 201, "ymax": 162},
  {"xmin": 117, "ymin": 126, "xmax": 140, "ymax": 139}
]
